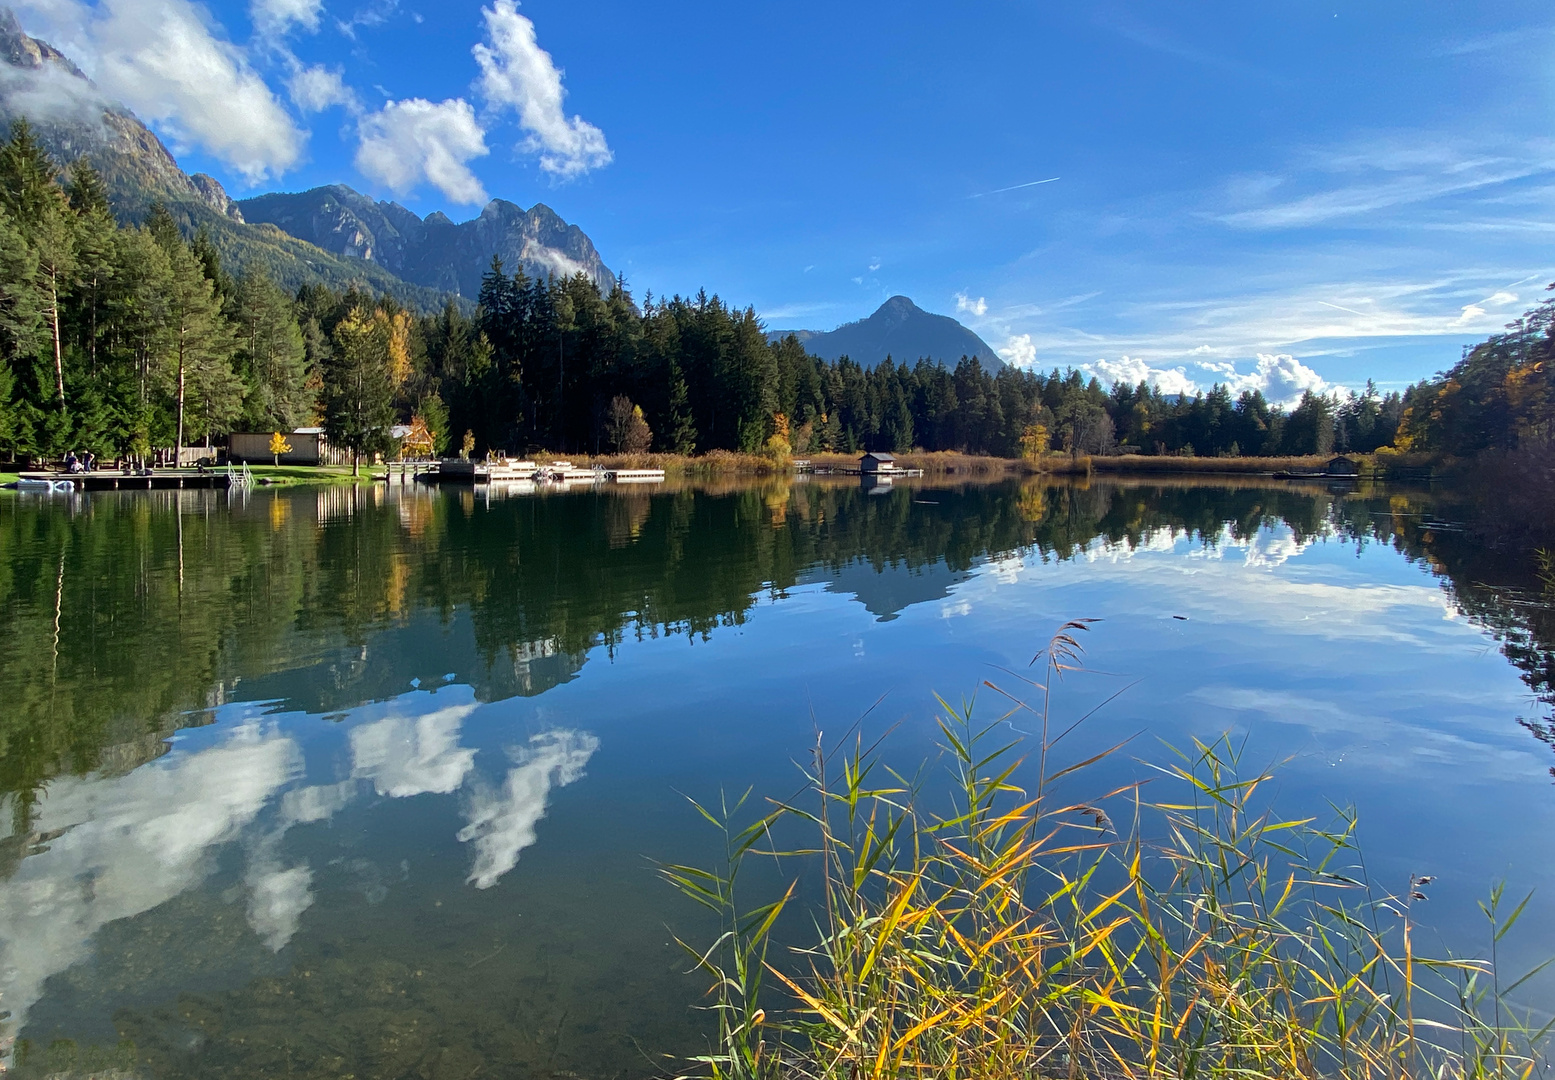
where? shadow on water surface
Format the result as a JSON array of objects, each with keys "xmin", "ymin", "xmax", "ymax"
[{"xmin": 0, "ymin": 474, "xmax": 1552, "ymax": 1077}]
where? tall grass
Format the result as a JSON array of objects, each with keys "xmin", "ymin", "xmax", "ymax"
[{"xmin": 663, "ymin": 621, "xmax": 1550, "ymax": 1080}]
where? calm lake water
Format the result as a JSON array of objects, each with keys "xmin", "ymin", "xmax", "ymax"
[{"xmin": 2, "ymin": 475, "xmax": 1553, "ymax": 1077}]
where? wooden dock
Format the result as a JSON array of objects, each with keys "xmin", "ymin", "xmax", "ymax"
[
  {"xmin": 16, "ymin": 468, "xmax": 244, "ymax": 491},
  {"xmin": 426, "ymin": 460, "xmax": 665, "ymax": 486}
]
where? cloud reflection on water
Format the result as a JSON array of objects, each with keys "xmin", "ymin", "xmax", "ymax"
[
  {"xmin": 459, "ymin": 731, "xmax": 600, "ymax": 889},
  {"xmin": 350, "ymin": 703, "xmax": 480, "ymax": 797},
  {"xmin": 0, "ymin": 722, "xmax": 300, "ymax": 1040},
  {"xmin": 0, "ymin": 693, "xmax": 596, "ymax": 1053}
]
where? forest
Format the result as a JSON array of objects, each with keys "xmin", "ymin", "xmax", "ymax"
[{"xmin": 0, "ymin": 119, "xmax": 1546, "ymax": 467}]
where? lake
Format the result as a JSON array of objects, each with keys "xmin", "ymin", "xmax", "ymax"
[{"xmin": 2, "ymin": 475, "xmax": 1553, "ymax": 1078}]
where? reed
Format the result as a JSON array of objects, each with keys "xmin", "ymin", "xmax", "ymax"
[
  {"xmin": 1084, "ymin": 454, "xmax": 1341, "ymax": 475},
  {"xmin": 663, "ymin": 621, "xmax": 1550, "ymax": 1080}
]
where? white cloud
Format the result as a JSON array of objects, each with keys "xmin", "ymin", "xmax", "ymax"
[
  {"xmin": 0, "ymin": 59, "xmax": 111, "ymax": 128},
  {"xmin": 354, "ymin": 97, "xmax": 490, "ymax": 204},
  {"xmin": 999, "ymin": 333, "xmax": 1037, "ymax": 367},
  {"xmin": 1215, "ymin": 137, "xmax": 1555, "ymax": 230},
  {"xmin": 350, "ymin": 702, "xmax": 479, "ymax": 797},
  {"xmin": 1086, "ymin": 355, "xmax": 1198, "ymax": 396},
  {"xmin": 1219, "ymin": 353, "xmax": 1335, "ymax": 404},
  {"xmin": 250, "ymin": 0, "xmax": 322, "ymax": 35},
  {"xmin": 954, "ymin": 291, "xmax": 988, "ymax": 317},
  {"xmin": 458, "ymin": 730, "xmax": 599, "ymax": 889},
  {"xmin": 523, "ymin": 243, "xmax": 587, "ymax": 279},
  {"xmin": 472, "ymin": 0, "xmax": 610, "ymax": 179},
  {"xmin": 17, "ymin": 0, "xmax": 307, "ymax": 181},
  {"xmin": 288, "ymin": 63, "xmax": 357, "ymax": 113},
  {"xmin": 1075, "ymin": 351, "xmax": 1333, "ymax": 407}
]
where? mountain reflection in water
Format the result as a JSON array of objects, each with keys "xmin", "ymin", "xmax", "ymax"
[{"xmin": 0, "ymin": 476, "xmax": 1552, "ymax": 1077}]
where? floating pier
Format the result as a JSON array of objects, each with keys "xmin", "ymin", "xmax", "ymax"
[
  {"xmin": 15, "ymin": 468, "xmax": 245, "ymax": 491},
  {"xmin": 425, "ymin": 460, "xmax": 664, "ymax": 486}
]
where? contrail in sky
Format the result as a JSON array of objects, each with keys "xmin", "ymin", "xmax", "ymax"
[{"xmin": 970, "ymin": 177, "xmax": 1061, "ymax": 199}]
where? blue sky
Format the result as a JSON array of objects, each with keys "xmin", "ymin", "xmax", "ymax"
[{"xmin": 15, "ymin": 0, "xmax": 1555, "ymax": 399}]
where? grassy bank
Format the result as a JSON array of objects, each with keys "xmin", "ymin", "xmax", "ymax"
[
  {"xmin": 245, "ymin": 464, "xmax": 377, "ymax": 486},
  {"xmin": 804, "ymin": 450, "xmax": 1026, "ymax": 476},
  {"xmin": 669, "ymin": 622, "xmax": 1547, "ymax": 1080}
]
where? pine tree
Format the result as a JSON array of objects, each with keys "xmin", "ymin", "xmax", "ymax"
[
  {"xmin": 161, "ymin": 239, "xmax": 237, "ymax": 462},
  {"xmin": 323, "ymin": 310, "xmax": 396, "ymax": 474},
  {"xmin": 0, "ymin": 123, "xmax": 74, "ymax": 412},
  {"xmin": 67, "ymin": 166, "xmax": 116, "ymax": 375},
  {"xmin": 664, "ymin": 360, "xmax": 696, "ymax": 454},
  {"xmin": 233, "ymin": 268, "xmax": 309, "ymax": 429}
]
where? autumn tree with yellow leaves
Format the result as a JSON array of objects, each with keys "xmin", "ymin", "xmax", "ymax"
[{"xmin": 268, "ymin": 430, "xmax": 291, "ymax": 465}]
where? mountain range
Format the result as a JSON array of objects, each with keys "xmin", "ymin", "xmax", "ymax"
[
  {"xmin": 0, "ymin": 8, "xmax": 610, "ymax": 308},
  {"xmin": 0, "ymin": 11, "xmax": 995, "ymax": 366},
  {"xmin": 769, "ymin": 296, "xmax": 1006, "ymax": 369},
  {"xmin": 237, "ymin": 186, "xmax": 611, "ymax": 299}
]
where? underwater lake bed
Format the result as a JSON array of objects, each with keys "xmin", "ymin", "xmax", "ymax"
[{"xmin": 2, "ymin": 476, "xmax": 1553, "ymax": 1078}]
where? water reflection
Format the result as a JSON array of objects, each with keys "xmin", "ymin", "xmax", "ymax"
[
  {"xmin": 0, "ymin": 721, "xmax": 301, "ymax": 1047},
  {"xmin": 0, "ymin": 681, "xmax": 598, "ymax": 1065},
  {"xmin": 2, "ymin": 476, "xmax": 1554, "ymax": 1074},
  {"xmin": 459, "ymin": 731, "xmax": 600, "ymax": 890}
]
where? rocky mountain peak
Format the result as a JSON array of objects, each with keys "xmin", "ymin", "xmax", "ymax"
[
  {"xmin": 0, "ymin": 7, "xmax": 245, "ymax": 221},
  {"xmin": 238, "ymin": 185, "xmax": 613, "ymax": 298},
  {"xmin": 190, "ymin": 173, "xmax": 243, "ymax": 222}
]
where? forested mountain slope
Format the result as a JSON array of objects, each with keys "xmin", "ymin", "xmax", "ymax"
[
  {"xmin": 238, "ymin": 186, "xmax": 614, "ymax": 298},
  {"xmin": 769, "ymin": 296, "xmax": 1005, "ymax": 368},
  {"xmin": 0, "ymin": 9, "xmax": 453, "ymax": 309}
]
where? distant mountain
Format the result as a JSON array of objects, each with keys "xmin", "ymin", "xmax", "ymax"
[
  {"xmin": 0, "ymin": 10, "xmax": 454, "ymax": 309},
  {"xmin": 769, "ymin": 296, "xmax": 1005, "ymax": 368},
  {"xmin": 237, "ymin": 186, "xmax": 613, "ymax": 298}
]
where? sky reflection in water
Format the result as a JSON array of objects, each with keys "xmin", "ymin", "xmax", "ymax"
[{"xmin": 0, "ymin": 478, "xmax": 1551, "ymax": 1076}]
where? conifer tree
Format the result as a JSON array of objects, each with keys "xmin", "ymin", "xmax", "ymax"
[
  {"xmin": 323, "ymin": 309, "xmax": 395, "ymax": 474},
  {"xmin": 162, "ymin": 239, "xmax": 237, "ymax": 461},
  {"xmin": 233, "ymin": 268, "xmax": 308, "ymax": 429}
]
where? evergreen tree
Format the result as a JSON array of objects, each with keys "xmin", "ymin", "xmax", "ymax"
[
  {"xmin": 233, "ymin": 268, "xmax": 309, "ymax": 429},
  {"xmin": 323, "ymin": 309, "xmax": 396, "ymax": 474},
  {"xmin": 161, "ymin": 239, "xmax": 237, "ymax": 460}
]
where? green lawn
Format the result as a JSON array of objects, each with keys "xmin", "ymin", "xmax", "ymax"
[
  {"xmin": 0, "ymin": 472, "xmax": 18, "ymax": 486},
  {"xmin": 243, "ymin": 464, "xmax": 378, "ymax": 485}
]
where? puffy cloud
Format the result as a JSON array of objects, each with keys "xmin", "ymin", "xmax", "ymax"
[
  {"xmin": 250, "ymin": 0, "xmax": 322, "ymax": 35},
  {"xmin": 999, "ymin": 333, "xmax": 1037, "ymax": 367},
  {"xmin": 1078, "ymin": 352, "xmax": 1336, "ymax": 407},
  {"xmin": 1200, "ymin": 352, "xmax": 1335, "ymax": 405},
  {"xmin": 17, "ymin": 0, "xmax": 307, "ymax": 181},
  {"xmin": 472, "ymin": 0, "xmax": 611, "ymax": 179},
  {"xmin": 458, "ymin": 730, "xmax": 599, "ymax": 889},
  {"xmin": 954, "ymin": 292, "xmax": 987, "ymax": 317},
  {"xmin": 288, "ymin": 63, "xmax": 357, "ymax": 113},
  {"xmin": 354, "ymin": 97, "xmax": 490, "ymax": 204},
  {"xmin": 350, "ymin": 702, "xmax": 479, "ymax": 797},
  {"xmin": 1086, "ymin": 355, "xmax": 1198, "ymax": 396}
]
